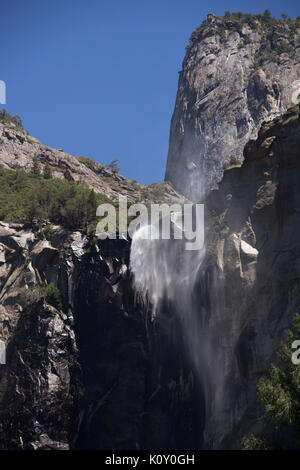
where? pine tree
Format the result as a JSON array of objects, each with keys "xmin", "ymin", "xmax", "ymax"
[
  {"xmin": 242, "ymin": 314, "xmax": 300, "ymax": 449},
  {"xmin": 87, "ymin": 190, "xmax": 97, "ymax": 219},
  {"xmin": 25, "ymin": 194, "xmax": 41, "ymax": 223},
  {"xmin": 32, "ymin": 156, "xmax": 41, "ymax": 177},
  {"xmin": 105, "ymin": 158, "xmax": 121, "ymax": 173},
  {"xmin": 43, "ymin": 163, "xmax": 52, "ymax": 179}
]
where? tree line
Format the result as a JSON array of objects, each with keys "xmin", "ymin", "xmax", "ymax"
[{"xmin": 0, "ymin": 165, "xmax": 113, "ymax": 231}]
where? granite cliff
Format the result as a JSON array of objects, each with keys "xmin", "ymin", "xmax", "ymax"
[
  {"xmin": 199, "ymin": 103, "xmax": 300, "ymax": 447},
  {"xmin": 165, "ymin": 12, "xmax": 300, "ymax": 198}
]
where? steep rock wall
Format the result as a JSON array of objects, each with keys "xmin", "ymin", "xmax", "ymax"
[
  {"xmin": 0, "ymin": 224, "xmax": 202, "ymax": 449},
  {"xmin": 165, "ymin": 13, "xmax": 300, "ymax": 198},
  {"xmin": 198, "ymin": 104, "xmax": 300, "ymax": 448}
]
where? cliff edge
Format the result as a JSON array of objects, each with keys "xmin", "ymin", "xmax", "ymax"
[{"xmin": 165, "ymin": 12, "xmax": 300, "ymax": 198}]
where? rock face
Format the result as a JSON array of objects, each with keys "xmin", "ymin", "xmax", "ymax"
[
  {"xmin": 71, "ymin": 239, "xmax": 203, "ymax": 450},
  {"xmin": 0, "ymin": 121, "xmax": 183, "ymax": 204},
  {"xmin": 165, "ymin": 13, "xmax": 300, "ymax": 198},
  {"xmin": 0, "ymin": 223, "xmax": 201, "ymax": 449},
  {"xmin": 0, "ymin": 224, "xmax": 82, "ymax": 449},
  {"xmin": 198, "ymin": 104, "xmax": 300, "ymax": 447}
]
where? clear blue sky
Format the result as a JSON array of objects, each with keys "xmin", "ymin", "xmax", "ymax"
[{"xmin": 1, "ymin": 0, "xmax": 298, "ymax": 185}]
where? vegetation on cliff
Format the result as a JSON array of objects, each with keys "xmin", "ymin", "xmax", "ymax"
[
  {"xmin": 105, "ymin": 158, "xmax": 121, "ymax": 173},
  {"xmin": 187, "ymin": 10, "xmax": 300, "ymax": 53},
  {"xmin": 19, "ymin": 282, "xmax": 63, "ymax": 311},
  {"xmin": 0, "ymin": 166, "xmax": 113, "ymax": 231},
  {"xmin": 0, "ymin": 109, "xmax": 24, "ymax": 131},
  {"xmin": 242, "ymin": 314, "xmax": 300, "ymax": 449}
]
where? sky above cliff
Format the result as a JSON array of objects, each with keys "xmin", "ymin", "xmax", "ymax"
[{"xmin": 1, "ymin": 0, "xmax": 299, "ymax": 185}]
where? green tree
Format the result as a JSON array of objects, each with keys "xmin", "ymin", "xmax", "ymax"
[
  {"xmin": 43, "ymin": 163, "xmax": 52, "ymax": 179},
  {"xmin": 242, "ymin": 314, "xmax": 300, "ymax": 449},
  {"xmin": 87, "ymin": 189, "xmax": 97, "ymax": 223},
  {"xmin": 13, "ymin": 169, "xmax": 27, "ymax": 190},
  {"xmin": 105, "ymin": 158, "xmax": 121, "ymax": 173},
  {"xmin": 241, "ymin": 435, "xmax": 269, "ymax": 450},
  {"xmin": 31, "ymin": 156, "xmax": 41, "ymax": 177},
  {"xmin": 233, "ymin": 11, "xmax": 243, "ymax": 20},
  {"xmin": 0, "ymin": 166, "xmax": 113, "ymax": 232},
  {"xmin": 25, "ymin": 193, "xmax": 41, "ymax": 223},
  {"xmin": 0, "ymin": 109, "xmax": 24, "ymax": 129},
  {"xmin": 41, "ymin": 282, "xmax": 63, "ymax": 310},
  {"xmin": 281, "ymin": 13, "xmax": 288, "ymax": 20}
]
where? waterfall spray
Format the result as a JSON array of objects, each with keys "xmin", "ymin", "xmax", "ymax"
[
  {"xmin": 130, "ymin": 213, "xmax": 206, "ymax": 373},
  {"xmin": 129, "ymin": 173, "xmax": 226, "ymax": 445}
]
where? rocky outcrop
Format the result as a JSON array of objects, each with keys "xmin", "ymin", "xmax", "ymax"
[
  {"xmin": 165, "ymin": 13, "xmax": 300, "ymax": 198},
  {"xmin": 0, "ymin": 222, "xmax": 201, "ymax": 449},
  {"xmin": 0, "ymin": 122, "xmax": 183, "ymax": 204},
  {"xmin": 0, "ymin": 223, "xmax": 82, "ymax": 449},
  {"xmin": 197, "ymin": 104, "xmax": 300, "ymax": 447}
]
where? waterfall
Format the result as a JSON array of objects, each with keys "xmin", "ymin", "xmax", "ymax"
[
  {"xmin": 129, "ymin": 183, "xmax": 226, "ymax": 444},
  {"xmin": 129, "ymin": 214, "xmax": 206, "ymax": 375}
]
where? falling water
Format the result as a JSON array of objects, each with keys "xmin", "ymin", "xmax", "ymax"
[
  {"xmin": 129, "ymin": 166, "xmax": 226, "ymax": 444},
  {"xmin": 129, "ymin": 211, "xmax": 207, "ymax": 375},
  {"xmin": 130, "ymin": 158, "xmax": 208, "ymax": 362}
]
